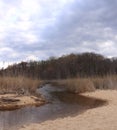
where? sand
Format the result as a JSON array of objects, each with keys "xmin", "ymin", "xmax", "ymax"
[
  {"xmin": 0, "ymin": 94, "xmax": 45, "ymax": 110},
  {"xmin": 19, "ymin": 90, "xmax": 117, "ymax": 130}
]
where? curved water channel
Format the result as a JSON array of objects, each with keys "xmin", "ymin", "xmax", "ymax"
[{"xmin": 0, "ymin": 84, "xmax": 106, "ymax": 130}]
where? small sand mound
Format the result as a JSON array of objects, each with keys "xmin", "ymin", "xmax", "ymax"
[{"xmin": 0, "ymin": 94, "xmax": 46, "ymax": 111}]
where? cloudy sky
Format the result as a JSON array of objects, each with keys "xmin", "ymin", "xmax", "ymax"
[{"xmin": 0, "ymin": 0, "xmax": 117, "ymax": 68}]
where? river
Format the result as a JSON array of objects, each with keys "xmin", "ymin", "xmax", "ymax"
[{"xmin": 0, "ymin": 84, "xmax": 106, "ymax": 130}]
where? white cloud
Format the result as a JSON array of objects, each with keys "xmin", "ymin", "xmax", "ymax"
[
  {"xmin": 26, "ymin": 55, "xmax": 38, "ymax": 61},
  {"xmin": 0, "ymin": 61, "xmax": 15, "ymax": 69},
  {"xmin": 0, "ymin": 0, "xmax": 117, "ymax": 68},
  {"xmin": 0, "ymin": 47, "xmax": 13, "ymax": 54},
  {"xmin": 21, "ymin": 0, "xmax": 41, "ymax": 16}
]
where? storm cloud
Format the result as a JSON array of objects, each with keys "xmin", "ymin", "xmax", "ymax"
[{"xmin": 0, "ymin": 0, "xmax": 117, "ymax": 67}]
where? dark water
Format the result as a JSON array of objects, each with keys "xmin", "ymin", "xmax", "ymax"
[{"xmin": 0, "ymin": 84, "xmax": 106, "ymax": 130}]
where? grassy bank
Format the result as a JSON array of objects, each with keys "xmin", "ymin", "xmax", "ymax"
[
  {"xmin": 51, "ymin": 75, "xmax": 117, "ymax": 93},
  {"xmin": 0, "ymin": 76, "xmax": 43, "ymax": 95},
  {"xmin": 1, "ymin": 75, "xmax": 117, "ymax": 95}
]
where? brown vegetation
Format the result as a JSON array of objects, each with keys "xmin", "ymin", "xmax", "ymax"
[
  {"xmin": 0, "ymin": 52, "xmax": 117, "ymax": 94},
  {"xmin": 1, "ymin": 52, "xmax": 117, "ymax": 79},
  {"xmin": 50, "ymin": 75, "xmax": 117, "ymax": 93},
  {"xmin": 0, "ymin": 76, "xmax": 42, "ymax": 95},
  {"xmin": 0, "ymin": 75, "xmax": 117, "ymax": 95}
]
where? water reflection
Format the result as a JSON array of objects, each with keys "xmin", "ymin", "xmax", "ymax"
[{"xmin": 0, "ymin": 85, "xmax": 107, "ymax": 130}]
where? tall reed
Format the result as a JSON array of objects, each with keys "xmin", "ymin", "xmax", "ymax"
[
  {"xmin": 51, "ymin": 75, "xmax": 117, "ymax": 93},
  {"xmin": 0, "ymin": 76, "xmax": 42, "ymax": 95}
]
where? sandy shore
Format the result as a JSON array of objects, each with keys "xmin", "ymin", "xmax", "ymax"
[
  {"xmin": 19, "ymin": 90, "xmax": 117, "ymax": 130},
  {"xmin": 0, "ymin": 94, "xmax": 45, "ymax": 110}
]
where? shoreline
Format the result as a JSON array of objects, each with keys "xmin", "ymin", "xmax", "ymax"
[
  {"xmin": 0, "ymin": 94, "xmax": 46, "ymax": 111},
  {"xmin": 19, "ymin": 90, "xmax": 117, "ymax": 130}
]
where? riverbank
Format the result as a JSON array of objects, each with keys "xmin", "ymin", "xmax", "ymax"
[
  {"xmin": 20, "ymin": 90, "xmax": 117, "ymax": 130},
  {"xmin": 0, "ymin": 94, "xmax": 46, "ymax": 111}
]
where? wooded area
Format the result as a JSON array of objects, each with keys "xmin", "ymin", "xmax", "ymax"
[{"xmin": 0, "ymin": 52, "xmax": 117, "ymax": 79}]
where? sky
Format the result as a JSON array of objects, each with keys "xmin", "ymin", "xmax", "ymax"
[{"xmin": 0, "ymin": 0, "xmax": 117, "ymax": 68}]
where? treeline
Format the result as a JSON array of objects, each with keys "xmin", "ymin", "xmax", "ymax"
[{"xmin": 0, "ymin": 52, "xmax": 117, "ymax": 79}]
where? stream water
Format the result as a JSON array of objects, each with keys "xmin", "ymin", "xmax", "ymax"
[{"xmin": 0, "ymin": 84, "xmax": 106, "ymax": 130}]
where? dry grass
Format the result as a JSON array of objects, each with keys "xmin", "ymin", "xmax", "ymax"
[
  {"xmin": 91, "ymin": 75, "xmax": 117, "ymax": 89},
  {"xmin": 1, "ymin": 75, "xmax": 117, "ymax": 95},
  {"xmin": 51, "ymin": 78, "xmax": 95, "ymax": 93},
  {"xmin": 64, "ymin": 78, "xmax": 95, "ymax": 93},
  {"xmin": 51, "ymin": 75, "xmax": 117, "ymax": 93},
  {"xmin": 0, "ymin": 76, "xmax": 43, "ymax": 95}
]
